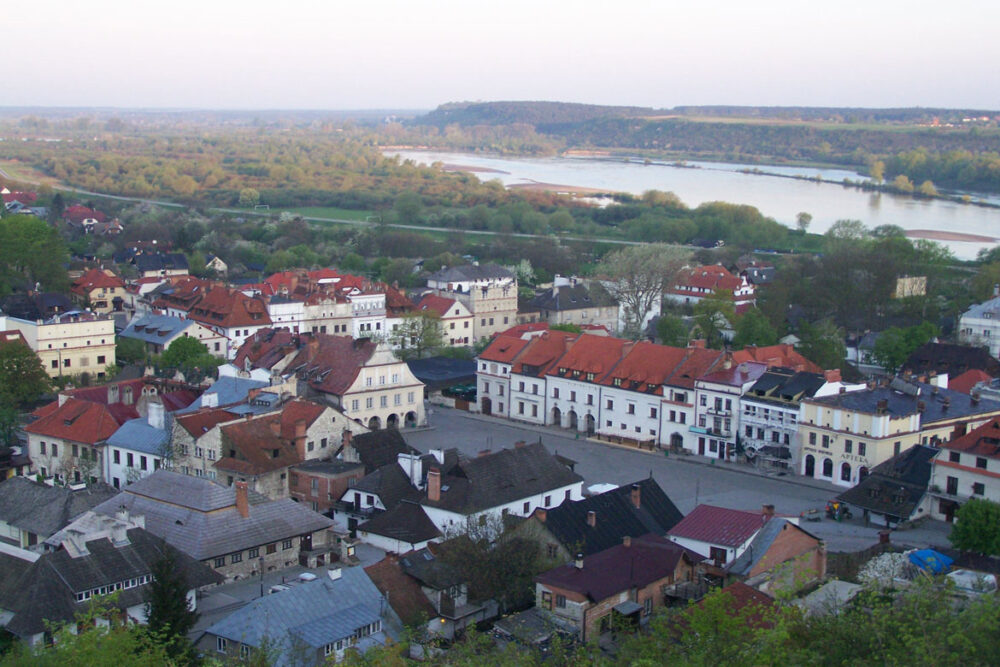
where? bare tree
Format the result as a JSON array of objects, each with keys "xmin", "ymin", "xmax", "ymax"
[{"xmin": 598, "ymin": 244, "xmax": 690, "ymax": 339}]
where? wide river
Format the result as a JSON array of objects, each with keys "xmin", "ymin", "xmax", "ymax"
[{"xmin": 387, "ymin": 150, "xmax": 1000, "ymax": 260}]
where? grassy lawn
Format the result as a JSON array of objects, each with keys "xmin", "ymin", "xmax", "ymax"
[{"xmin": 288, "ymin": 206, "xmax": 373, "ymax": 221}]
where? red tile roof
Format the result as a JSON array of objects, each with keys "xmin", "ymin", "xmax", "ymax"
[
  {"xmin": 216, "ymin": 400, "xmax": 327, "ymax": 475},
  {"xmin": 479, "ymin": 335, "xmax": 531, "ymax": 364},
  {"xmin": 0, "ymin": 330, "xmax": 29, "ymax": 348},
  {"xmin": 512, "ymin": 331, "xmax": 578, "ymax": 376},
  {"xmin": 694, "ymin": 582, "xmax": 776, "ymax": 627},
  {"xmin": 732, "ymin": 344, "xmax": 822, "ymax": 374},
  {"xmin": 699, "ymin": 361, "xmax": 769, "ymax": 388},
  {"xmin": 600, "ymin": 342, "xmax": 689, "ymax": 395},
  {"xmin": 188, "ymin": 287, "xmax": 271, "ymax": 330},
  {"xmin": 668, "ymin": 504, "xmax": 769, "ymax": 548},
  {"xmin": 950, "ymin": 369, "xmax": 993, "ymax": 395},
  {"xmin": 25, "ymin": 398, "xmax": 127, "ymax": 444},
  {"xmin": 665, "ymin": 347, "xmax": 726, "ymax": 390},
  {"xmin": 672, "ymin": 265, "xmax": 742, "ymax": 292},
  {"xmin": 71, "ymin": 268, "xmax": 125, "ymax": 295},
  {"xmin": 415, "ymin": 294, "xmax": 461, "ymax": 318},
  {"xmin": 545, "ymin": 334, "xmax": 630, "ymax": 382},
  {"xmin": 2, "ymin": 191, "xmax": 37, "ymax": 204},
  {"xmin": 175, "ymin": 408, "xmax": 240, "ymax": 438},
  {"xmin": 62, "ymin": 205, "xmax": 106, "ymax": 223},
  {"xmin": 941, "ymin": 416, "xmax": 1000, "ymax": 459},
  {"xmin": 365, "ymin": 554, "xmax": 438, "ymax": 626}
]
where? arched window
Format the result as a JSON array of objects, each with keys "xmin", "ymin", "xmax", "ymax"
[
  {"xmin": 841, "ymin": 462, "xmax": 852, "ymax": 482},
  {"xmin": 822, "ymin": 458, "xmax": 833, "ymax": 477}
]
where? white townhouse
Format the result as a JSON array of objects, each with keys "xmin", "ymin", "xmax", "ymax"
[
  {"xmin": 691, "ymin": 361, "xmax": 768, "ymax": 461},
  {"xmin": 928, "ymin": 416, "xmax": 1000, "ymax": 521},
  {"xmin": 958, "ymin": 291, "xmax": 1000, "ymax": 358},
  {"xmin": 545, "ymin": 335, "xmax": 631, "ymax": 434},
  {"xmin": 351, "ymin": 292, "xmax": 387, "ymax": 340},
  {"xmin": 476, "ymin": 335, "xmax": 530, "ymax": 419}
]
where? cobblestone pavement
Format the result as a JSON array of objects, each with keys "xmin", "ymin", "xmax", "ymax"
[{"xmin": 405, "ymin": 405, "xmax": 953, "ymax": 553}]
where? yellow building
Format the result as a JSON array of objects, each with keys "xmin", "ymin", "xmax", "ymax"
[
  {"xmin": 799, "ymin": 377, "xmax": 1000, "ymax": 488},
  {"xmin": 0, "ymin": 312, "xmax": 117, "ymax": 379},
  {"xmin": 70, "ymin": 268, "xmax": 127, "ymax": 315}
]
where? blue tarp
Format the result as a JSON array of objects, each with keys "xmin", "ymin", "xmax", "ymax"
[{"xmin": 908, "ymin": 549, "xmax": 954, "ymax": 574}]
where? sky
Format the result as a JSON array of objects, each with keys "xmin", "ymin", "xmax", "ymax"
[{"xmin": 6, "ymin": 0, "xmax": 1000, "ymax": 111}]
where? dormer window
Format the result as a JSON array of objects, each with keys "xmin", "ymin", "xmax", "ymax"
[{"xmin": 613, "ymin": 378, "xmax": 622, "ymax": 387}]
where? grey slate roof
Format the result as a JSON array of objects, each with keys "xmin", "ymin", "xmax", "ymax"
[
  {"xmin": 347, "ymin": 430, "xmax": 419, "ymax": 474},
  {"xmin": 359, "ymin": 501, "xmax": 442, "ymax": 545},
  {"xmin": 105, "ymin": 417, "xmax": 169, "ymax": 456},
  {"xmin": 527, "ymin": 282, "xmax": 616, "ymax": 312},
  {"xmin": 177, "ymin": 376, "xmax": 270, "ymax": 413},
  {"xmin": 0, "ymin": 477, "xmax": 117, "ymax": 539},
  {"xmin": 745, "ymin": 368, "xmax": 826, "ymax": 407},
  {"xmin": 726, "ymin": 518, "xmax": 819, "ymax": 577},
  {"xmin": 836, "ymin": 445, "xmax": 936, "ymax": 521},
  {"xmin": 534, "ymin": 478, "xmax": 684, "ymax": 557},
  {"xmin": 119, "ymin": 313, "xmax": 195, "ymax": 345},
  {"xmin": 427, "ymin": 263, "xmax": 514, "ymax": 284},
  {"xmin": 0, "ymin": 528, "xmax": 220, "ymax": 638},
  {"xmin": 352, "ymin": 465, "xmax": 420, "ymax": 510},
  {"xmin": 807, "ymin": 378, "xmax": 1000, "ymax": 425},
  {"xmin": 133, "ymin": 252, "xmax": 189, "ymax": 273},
  {"xmin": 422, "ymin": 442, "xmax": 583, "ymax": 516},
  {"xmin": 399, "ymin": 547, "xmax": 462, "ymax": 590},
  {"xmin": 90, "ymin": 471, "xmax": 333, "ymax": 560},
  {"xmin": 205, "ymin": 567, "xmax": 399, "ymax": 666}
]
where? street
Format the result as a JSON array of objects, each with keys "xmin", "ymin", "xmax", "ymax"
[{"xmin": 406, "ymin": 405, "xmax": 952, "ymax": 553}]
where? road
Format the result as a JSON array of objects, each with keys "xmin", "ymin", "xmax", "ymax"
[{"xmin": 405, "ymin": 406, "xmax": 952, "ymax": 552}]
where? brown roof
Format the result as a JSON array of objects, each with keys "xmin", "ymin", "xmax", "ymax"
[
  {"xmin": 544, "ymin": 334, "xmax": 630, "ymax": 382},
  {"xmin": 175, "ymin": 408, "xmax": 240, "ymax": 438},
  {"xmin": 70, "ymin": 268, "xmax": 124, "ymax": 295},
  {"xmin": 215, "ymin": 400, "xmax": 326, "ymax": 476},
  {"xmin": 364, "ymin": 554, "xmax": 437, "ymax": 626},
  {"xmin": 25, "ymin": 398, "xmax": 126, "ymax": 444},
  {"xmin": 599, "ymin": 342, "xmax": 689, "ymax": 396},
  {"xmin": 188, "ymin": 287, "xmax": 271, "ymax": 330},
  {"xmin": 512, "ymin": 331, "xmax": 577, "ymax": 376},
  {"xmin": 732, "ymin": 344, "xmax": 822, "ymax": 374},
  {"xmin": 479, "ymin": 335, "xmax": 531, "ymax": 364},
  {"xmin": 0, "ymin": 330, "xmax": 29, "ymax": 348},
  {"xmin": 950, "ymin": 369, "xmax": 993, "ymax": 395},
  {"xmin": 942, "ymin": 416, "xmax": 1000, "ymax": 460},
  {"xmin": 664, "ymin": 347, "xmax": 726, "ymax": 390},
  {"xmin": 415, "ymin": 293, "xmax": 462, "ymax": 318},
  {"xmin": 667, "ymin": 504, "xmax": 769, "ymax": 548}
]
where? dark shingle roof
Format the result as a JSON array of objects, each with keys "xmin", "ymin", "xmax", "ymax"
[
  {"xmin": 427, "ymin": 264, "xmax": 514, "ymax": 284},
  {"xmin": 422, "ymin": 442, "xmax": 583, "ymax": 516},
  {"xmin": 348, "ymin": 430, "xmax": 419, "ymax": 474},
  {"xmin": 352, "ymin": 464, "xmax": 420, "ymax": 510},
  {"xmin": 807, "ymin": 378, "xmax": 1000, "ymax": 425},
  {"xmin": 358, "ymin": 501, "xmax": 442, "ymax": 545},
  {"xmin": 535, "ymin": 478, "xmax": 684, "ymax": 557},
  {"xmin": 0, "ymin": 477, "xmax": 117, "ymax": 538},
  {"xmin": 901, "ymin": 342, "xmax": 1000, "ymax": 378},
  {"xmin": 0, "ymin": 528, "xmax": 220, "ymax": 637},
  {"xmin": 399, "ymin": 547, "xmax": 462, "ymax": 590},
  {"xmin": 527, "ymin": 282, "xmax": 616, "ymax": 312},
  {"xmin": 836, "ymin": 445, "xmax": 936, "ymax": 520}
]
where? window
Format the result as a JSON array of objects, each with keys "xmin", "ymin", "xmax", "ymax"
[
  {"xmin": 821, "ymin": 435, "xmax": 830, "ymax": 448},
  {"xmin": 949, "ymin": 451, "xmax": 961, "ymax": 463},
  {"xmin": 808, "ymin": 432, "xmax": 816, "ymax": 445},
  {"xmin": 97, "ymin": 355, "xmax": 106, "ymax": 364},
  {"xmin": 231, "ymin": 552, "xmax": 243, "ymax": 564},
  {"xmin": 649, "ymin": 407, "xmax": 657, "ymax": 418},
  {"xmin": 973, "ymin": 482, "xmax": 985, "ymax": 496},
  {"xmin": 976, "ymin": 457, "xmax": 988, "ymax": 469},
  {"xmin": 113, "ymin": 449, "xmax": 120, "ymax": 464},
  {"xmin": 394, "ymin": 394, "xmax": 401, "ymax": 406},
  {"xmin": 483, "ymin": 382, "xmax": 490, "ymax": 394},
  {"xmin": 266, "ymin": 543, "xmax": 277, "ymax": 554},
  {"xmin": 214, "ymin": 557, "xmax": 225, "ymax": 568},
  {"xmin": 893, "ymin": 441, "xmax": 901, "ymax": 457},
  {"xmin": 570, "ymin": 391, "xmax": 576, "ymax": 402},
  {"xmin": 498, "ymin": 386, "xmax": 504, "ymax": 397},
  {"xmin": 709, "ymin": 546, "xmax": 727, "ymax": 564},
  {"xmin": 308, "ymin": 440, "xmax": 315, "ymax": 451},
  {"xmin": 553, "ymin": 388, "xmax": 560, "ymax": 398},
  {"xmin": 679, "ymin": 412, "xmax": 686, "ymax": 424},
  {"xmin": 555, "ymin": 594, "xmax": 567, "ymax": 608},
  {"xmin": 408, "ymin": 392, "xmax": 415, "ymax": 404},
  {"xmin": 140, "ymin": 456, "xmax": 148, "ymax": 470},
  {"xmin": 547, "ymin": 544, "xmax": 559, "ymax": 558},
  {"xmin": 240, "ymin": 645, "xmax": 250, "ymax": 659},
  {"xmin": 947, "ymin": 476, "xmax": 959, "ymax": 495},
  {"xmin": 127, "ymin": 452, "xmax": 134, "ymax": 468},
  {"xmin": 63, "ymin": 359, "xmax": 71, "ymax": 368},
  {"xmin": 858, "ymin": 442, "xmax": 867, "ymax": 456},
  {"xmin": 627, "ymin": 404, "xmax": 635, "ymax": 415},
  {"xmin": 351, "ymin": 399, "xmax": 359, "ymax": 411},
  {"xmin": 532, "ymin": 404, "xmax": 538, "ymax": 418},
  {"xmin": 643, "ymin": 597, "xmax": 653, "ymax": 616},
  {"xmin": 365, "ymin": 397, "xmax": 373, "ymax": 409},
  {"xmin": 248, "ymin": 547, "xmax": 259, "ymax": 558},
  {"xmin": 72, "ymin": 444, "xmax": 79, "ymax": 457},
  {"xmin": 606, "ymin": 399, "xmax": 614, "ymax": 410},
  {"xmin": 523, "ymin": 501, "xmax": 530, "ymax": 514},
  {"xmin": 282, "ymin": 539, "xmax": 293, "ymax": 550},
  {"xmin": 216, "ymin": 637, "xmax": 227, "ymax": 653}
]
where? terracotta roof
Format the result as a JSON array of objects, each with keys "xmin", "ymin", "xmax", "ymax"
[
  {"xmin": 665, "ymin": 347, "xmax": 726, "ymax": 389},
  {"xmin": 671, "ymin": 265, "xmax": 742, "ymax": 292},
  {"xmin": 0, "ymin": 330, "xmax": 29, "ymax": 348},
  {"xmin": 364, "ymin": 554, "xmax": 438, "ymax": 626},
  {"xmin": 544, "ymin": 334, "xmax": 630, "ymax": 382},
  {"xmin": 950, "ymin": 369, "xmax": 993, "ymax": 395},
  {"xmin": 695, "ymin": 582, "xmax": 776, "ymax": 627},
  {"xmin": 70, "ymin": 268, "xmax": 124, "ymax": 295},
  {"xmin": 699, "ymin": 361, "xmax": 769, "ymax": 388},
  {"xmin": 731, "ymin": 345, "xmax": 822, "ymax": 374},
  {"xmin": 600, "ymin": 342, "xmax": 689, "ymax": 395},
  {"xmin": 535, "ymin": 534, "xmax": 701, "ymax": 602},
  {"xmin": 941, "ymin": 416, "xmax": 1000, "ymax": 459},
  {"xmin": 479, "ymin": 335, "xmax": 531, "ymax": 364},
  {"xmin": 376, "ymin": 282, "xmax": 414, "ymax": 315},
  {"xmin": 512, "ymin": 331, "xmax": 577, "ymax": 377},
  {"xmin": 188, "ymin": 287, "xmax": 271, "ymax": 330},
  {"xmin": 62, "ymin": 205, "xmax": 106, "ymax": 223},
  {"xmin": 25, "ymin": 398, "xmax": 128, "ymax": 444},
  {"xmin": 667, "ymin": 504, "xmax": 769, "ymax": 548},
  {"xmin": 216, "ymin": 400, "xmax": 327, "ymax": 475},
  {"xmin": 415, "ymin": 294, "xmax": 461, "ymax": 318},
  {"xmin": 174, "ymin": 408, "xmax": 240, "ymax": 437}
]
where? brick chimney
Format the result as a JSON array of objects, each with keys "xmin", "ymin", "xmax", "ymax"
[
  {"xmin": 535, "ymin": 508, "xmax": 547, "ymax": 523},
  {"xmin": 294, "ymin": 419, "xmax": 308, "ymax": 458},
  {"xmin": 307, "ymin": 336, "xmax": 319, "ymax": 362},
  {"xmin": 762, "ymin": 504, "xmax": 775, "ymax": 518},
  {"xmin": 514, "ymin": 441, "xmax": 526, "ymax": 448},
  {"xmin": 427, "ymin": 467, "xmax": 441, "ymax": 502},
  {"xmin": 341, "ymin": 429, "xmax": 354, "ymax": 460},
  {"xmin": 824, "ymin": 369, "xmax": 841, "ymax": 383},
  {"xmin": 630, "ymin": 483, "xmax": 641, "ymax": 509},
  {"xmin": 623, "ymin": 535, "xmax": 631, "ymax": 548},
  {"xmin": 689, "ymin": 339, "xmax": 706, "ymax": 349},
  {"xmin": 235, "ymin": 481, "xmax": 249, "ymax": 518},
  {"xmin": 586, "ymin": 510, "xmax": 597, "ymax": 527}
]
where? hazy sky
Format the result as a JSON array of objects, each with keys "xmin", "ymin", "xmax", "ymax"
[{"xmin": 7, "ymin": 0, "xmax": 1000, "ymax": 110}]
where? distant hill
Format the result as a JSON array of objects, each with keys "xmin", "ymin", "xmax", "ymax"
[{"xmin": 417, "ymin": 101, "xmax": 659, "ymax": 128}]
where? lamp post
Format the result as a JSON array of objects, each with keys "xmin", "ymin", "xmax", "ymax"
[{"xmin": 259, "ymin": 556, "xmax": 265, "ymax": 598}]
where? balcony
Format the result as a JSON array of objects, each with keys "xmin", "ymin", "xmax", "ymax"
[
  {"xmin": 742, "ymin": 413, "xmax": 794, "ymax": 429},
  {"xmin": 706, "ymin": 407, "xmax": 732, "ymax": 417}
]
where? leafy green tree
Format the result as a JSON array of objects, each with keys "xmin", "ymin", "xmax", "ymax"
[
  {"xmin": 950, "ymin": 499, "xmax": 1000, "ymax": 555},
  {"xmin": 144, "ymin": 551, "xmax": 199, "ymax": 662},
  {"xmin": 892, "ymin": 174, "xmax": 915, "ymax": 193},
  {"xmin": 393, "ymin": 191, "xmax": 423, "ymax": 224},
  {"xmin": 918, "ymin": 180, "xmax": 938, "ymax": 197},
  {"xmin": 872, "ymin": 322, "xmax": 938, "ymax": 374},
  {"xmin": 0, "ymin": 340, "xmax": 51, "ymax": 407},
  {"xmin": 795, "ymin": 211, "xmax": 812, "ymax": 233},
  {"xmin": 692, "ymin": 289, "xmax": 736, "ymax": 349},
  {"xmin": 116, "ymin": 336, "xmax": 148, "ymax": 365},
  {"xmin": 598, "ymin": 244, "xmax": 689, "ymax": 339},
  {"xmin": 732, "ymin": 309, "xmax": 779, "ymax": 349},
  {"xmin": 238, "ymin": 187, "xmax": 260, "ymax": 207},
  {"xmin": 0, "ymin": 404, "xmax": 19, "ymax": 449},
  {"xmin": 656, "ymin": 314, "xmax": 689, "ymax": 347},
  {"xmin": 389, "ymin": 312, "xmax": 445, "ymax": 360},
  {"xmin": 159, "ymin": 337, "xmax": 220, "ymax": 376},
  {"xmin": 0, "ymin": 214, "xmax": 69, "ymax": 295},
  {"xmin": 798, "ymin": 319, "xmax": 846, "ymax": 371},
  {"xmin": 549, "ymin": 323, "xmax": 582, "ymax": 334}
]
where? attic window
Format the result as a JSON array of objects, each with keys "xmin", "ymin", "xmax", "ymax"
[
  {"xmin": 613, "ymin": 378, "xmax": 622, "ymax": 387},
  {"xmin": 272, "ymin": 449, "xmax": 280, "ymax": 458}
]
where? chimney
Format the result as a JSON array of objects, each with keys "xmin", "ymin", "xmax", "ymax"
[
  {"xmin": 110, "ymin": 522, "xmax": 128, "ymax": 546},
  {"xmin": 294, "ymin": 419, "xmax": 307, "ymax": 459},
  {"xmin": 535, "ymin": 508, "xmax": 547, "ymax": 523},
  {"xmin": 147, "ymin": 400, "xmax": 165, "ymax": 430},
  {"xmin": 270, "ymin": 420, "xmax": 281, "ymax": 436},
  {"xmin": 876, "ymin": 399, "xmax": 888, "ymax": 414},
  {"xmin": 824, "ymin": 369, "xmax": 841, "ymax": 383},
  {"xmin": 514, "ymin": 441, "xmax": 526, "ymax": 448},
  {"xmin": 427, "ymin": 467, "xmax": 441, "ymax": 502},
  {"xmin": 307, "ymin": 336, "xmax": 319, "ymax": 361},
  {"xmin": 972, "ymin": 391, "xmax": 981, "ymax": 404},
  {"xmin": 116, "ymin": 505, "xmax": 130, "ymax": 525},
  {"xmin": 245, "ymin": 412, "xmax": 253, "ymax": 421},
  {"xmin": 235, "ymin": 481, "xmax": 249, "ymax": 518},
  {"xmin": 586, "ymin": 510, "xmax": 597, "ymax": 527},
  {"xmin": 623, "ymin": 535, "xmax": 631, "ymax": 548},
  {"xmin": 327, "ymin": 567, "xmax": 342, "ymax": 581},
  {"xmin": 341, "ymin": 429, "xmax": 353, "ymax": 457},
  {"xmin": 574, "ymin": 553, "xmax": 584, "ymax": 570},
  {"xmin": 630, "ymin": 483, "xmax": 641, "ymax": 509},
  {"xmin": 689, "ymin": 339, "xmax": 706, "ymax": 349},
  {"xmin": 762, "ymin": 504, "xmax": 775, "ymax": 518},
  {"xmin": 878, "ymin": 529, "xmax": 891, "ymax": 545}
]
